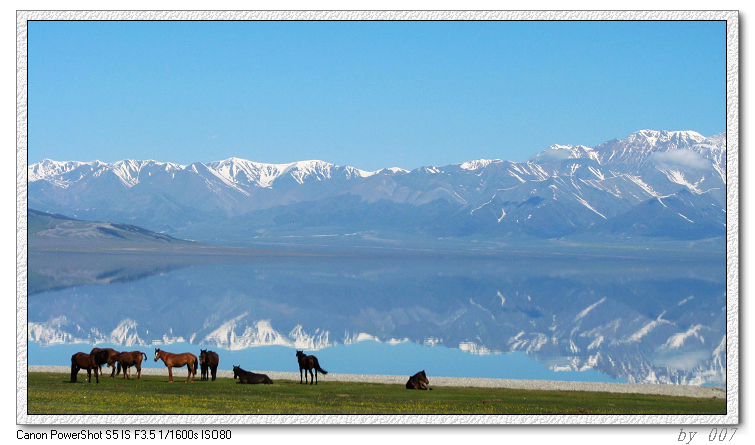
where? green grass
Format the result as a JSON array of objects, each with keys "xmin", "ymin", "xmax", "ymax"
[{"xmin": 27, "ymin": 372, "xmax": 726, "ymax": 415}]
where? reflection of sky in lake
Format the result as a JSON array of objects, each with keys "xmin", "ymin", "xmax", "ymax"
[{"xmin": 28, "ymin": 252, "xmax": 726, "ymax": 386}]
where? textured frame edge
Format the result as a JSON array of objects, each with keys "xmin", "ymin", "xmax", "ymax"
[{"xmin": 16, "ymin": 9, "xmax": 739, "ymax": 425}]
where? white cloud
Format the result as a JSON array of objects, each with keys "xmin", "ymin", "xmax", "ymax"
[{"xmin": 649, "ymin": 150, "xmax": 710, "ymax": 170}]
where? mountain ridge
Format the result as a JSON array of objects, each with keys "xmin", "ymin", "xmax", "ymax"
[{"xmin": 28, "ymin": 129, "xmax": 727, "ymax": 242}]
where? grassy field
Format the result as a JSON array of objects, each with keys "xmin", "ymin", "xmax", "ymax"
[{"xmin": 27, "ymin": 372, "xmax": 726, "ymax": 415}]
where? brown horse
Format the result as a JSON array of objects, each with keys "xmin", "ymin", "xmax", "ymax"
[
  {"xmin": 295, "ymin": 350, "xmax": 327, "ymax": 385},
  {"xmin": 233, "ymin": 365, "xmax": 273, "ymax": 384},
  {"xmin": 199, "ymin": 349, "xmax": 219, "ymax": 381},
  {"xmin": 115, "ymin": 351, "xmax": 147, "ymax": 379},
  {"xmin": 87, "ymin": 348, "xmax": 112, "ymax": 383},
  {"xmin": 98, "ymin": 348, "xmax": 121, "ymax": 378},
  {"xmin": 70, "ymin": 352, "xmax": 93, "ymax": 383},
  {"xmin": 406, "ymin": 370, "xmax": 432, "ymax": 390},
  {"xmin": 154, "ymin": 348, "xmax": 197, "ymax": 383}
]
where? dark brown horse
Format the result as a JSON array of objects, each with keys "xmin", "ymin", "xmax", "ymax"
[
  {"xmin": 99, "ymin": 348, "xmax": 121, "ymax": 378},
  {"xmin": 295, "ymin": 350, "xmax": 327, "ymax": 385},
  {"xmin": 154, "ymin": 348, "xmax": 197, "ymax": 383},
  {"xmin": 87, "ymin": 348, "xmax": 112, "ymax": 383},
  {"xmin": 406, "ymin": 370, "xmax": 432, "ymax": 390},
  {"xmin": 70, "ymin": 352, "xmax": 93, "ymax": 383},
  {"xmin": 232, "ymin": 365, "xmax": 273, "ymax": 384},
  {"xmin": 115, "ymin": 351, "xmax": 147, "ymax": 380},
  {"xmin": 199, "ymin": 349, "xmax": 219, "ymax": 381}
]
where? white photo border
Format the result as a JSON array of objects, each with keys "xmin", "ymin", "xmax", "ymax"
[{"xmin": 16, "ymin": 9, "xmax": 739, "ymax": 425}]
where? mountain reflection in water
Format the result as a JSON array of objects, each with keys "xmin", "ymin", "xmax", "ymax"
[{"xmin": 27, "ymin": 251, "xmax": 726, "ymax": 386}]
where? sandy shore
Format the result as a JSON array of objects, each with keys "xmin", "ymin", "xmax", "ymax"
[{"xmin": 29, "ymin": 365, "xmax": 725, "ymax": 399}]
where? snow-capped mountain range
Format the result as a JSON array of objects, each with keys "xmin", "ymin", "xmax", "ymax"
[{"xmin": 28, "ymin": 129, "xmax": 727, "ymax": 241}]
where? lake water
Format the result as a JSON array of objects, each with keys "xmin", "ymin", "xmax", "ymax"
[{"xmin": 27, "ymin": 249, "xmax": 726, "ymax": 386}]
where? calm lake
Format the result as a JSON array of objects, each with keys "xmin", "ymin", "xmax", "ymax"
[{"xmin": 28, "ymin": 248, "xmax": 726, "ymax": 386}]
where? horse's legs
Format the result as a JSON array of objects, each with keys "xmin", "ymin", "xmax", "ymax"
[
  {"xmin": 300, "ymin": 368, "xmax": 304, "ymax": 384},
  {"xmin": 94, "ymin": 365, "xmax": 100, "ymax": 384},
  {"xmin": 86, "ymin": 368, "xmax": 92, "ymax": 383},
  {"xmin": 136, "ymin": 363, "xmax": 142, "ymax": 380},
  {"xmin": 168, "ymin": 366, "xmax": 173, "ymax": 383},
  {"xmin": 211, "ymin": 366, "xmax": 217, "ymax": 381},
  {"xmin": 309, "ymin": 368, "xmax": 314, "ymax": 385},
  {"xmin": 315, "ymin": 369, "xmax": 318, "ymax": 385}
]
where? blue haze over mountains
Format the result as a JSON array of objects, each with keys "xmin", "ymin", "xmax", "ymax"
[{"xmin": 28, "ymin": 129, "xmax": 726, "ymax": 244}]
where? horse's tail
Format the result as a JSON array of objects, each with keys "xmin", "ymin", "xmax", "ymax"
[
  {"xmin": 141, "ymin": 352, "xmax": 148, "ymax": 361},
  {"xmin": 193, "ymin": 354, "xmax": 199, "ymax": 375},
  {"xmin": 313, "ymin": 357, "xmax": 327, "ymax": 375}
]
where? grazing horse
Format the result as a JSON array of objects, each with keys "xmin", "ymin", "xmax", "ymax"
[
  {"xmin": 199, "ymin": 350, "xmax": 219, "ymax": 382},
  {"xmin": 406, "ymin": 370, "xmax": 432, "ymax": 390},
  {"xmin": 87, "ymin": 348, "xmax": 112, "ymax": 383},
  {"xmin": 295, "ymin": 350, "xmax": 328, "ymax": 385},
  {"xmin": 115, "ymin": 351, "xmax": 147, "ymax": 380},
  {"xmin": 232, "ymin": 365, "xmax": 273, "ymax": 384},
  {"xmin": 153, "ymin": 348, "xmax": 197, "ymax": 383},
  {"xmin": 70, "ymin": 352, "xmax": 93, "ymax": 383}
]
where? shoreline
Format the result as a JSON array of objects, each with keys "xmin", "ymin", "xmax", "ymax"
[{"xmin": 29, "ymin": 365, "xmax": 725, "ymax": 399}]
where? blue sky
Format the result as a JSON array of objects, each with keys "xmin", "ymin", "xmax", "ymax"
[{"xmin": 28, "ymin": 20, "xmax": 726, "ymax": 171}]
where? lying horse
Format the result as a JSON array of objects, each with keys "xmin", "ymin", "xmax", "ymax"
[
  {"xmin": 295, "ymin": 350, "xmax": 327, "ymax": 385},
  {"xmin": 154, "ymin": 348, "xmax": 197, "ymax": 383},
  {"xmin": 87, "ymin": 348, "xmax": 112, "ymax": 383},
  {"xmin": 70, "ymin": 352, "xmax": 92, "ymax": 383},
  {"xmin": 232, "ymin": 365, "xmax": 273, "ymax": 384},
  {"xmin": 199, "ymin": 349, "xmax": 219, "ymax": 381},
  {"xmin": 406, "ymin": 370, "xmax": 432, "ymax": 390},
  {"xmin": 115, "ymin": 351, "xmax": 147, "ymax": 380}
]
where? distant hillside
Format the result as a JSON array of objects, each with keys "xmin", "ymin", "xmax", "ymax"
[{"xmin": 28, "ymin": 209, "xmax": 189, "ymax": 245}]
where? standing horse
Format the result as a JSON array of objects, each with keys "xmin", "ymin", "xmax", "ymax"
[
  {"xmin": 232, "ymin": 365, "xmax": 273, "ymax": 384},
  {"xmin": 154, "ymin": 348, "xmax": 197, "ymax": 383},
  {"xmin": 98, "ymin": 348, "xmax": 121, "ymax": 378},
  {"xmin": 406, "ymin": 370, "xmax": 432, "ymax": 390},
  {"xmin": 115, "ymin": 351, "xmax": 147, "ymax": 380},
  {"xmin": 199, "ymin": 350, "xmax": 219, "ymax": 381},
  {"xmin": 295, "ymin": 350, "xmax": 328, "ymax": 385},
  {"xmin": 70, "ymin": 352, "xmax": 92, "ymax": 383},
  {"xmin": 87, "ymin": 348, "xmax": 112, "ymax": 383}
]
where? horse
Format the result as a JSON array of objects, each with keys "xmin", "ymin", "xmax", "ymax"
[
  {"xmin": 70, "ymin": 352, "xmax": 93, "ymax": 383},
  {"xmin": 153, "ymin": 348, "xmax": 197, "ymax": 383},
  {"xmin": 295, "ymin": 350, "xmax": 327, "ymax": 385},
  {"xmin": 114, "ymin": 351, "xmax": 147, "ymax": 380},
  {"xmin": 232, "ymin": 365, "xmax": 273, "ymax": 384},
  {"xmin": 87, "ymin": 348, "xmax": 112, "ymax": 383},
  {"xmin": 199, "ymin": 349, "xmax": 219, "ymax": 381},
  {"xmin": 98, "ymin": 348, "xmax": 121, "ymax": 378},
  {"xmin": 406, "ymin": 370, "xmax": 432, "ymax": 390}
]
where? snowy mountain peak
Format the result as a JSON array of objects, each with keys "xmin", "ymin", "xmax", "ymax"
[
  {"xmin": 530, "ymin": 144, "xmax": 600, "ymax": 164},
  {"xmin": 460, "ymin": 159, "xmax": 501, "ymax": 170},
  {"xmin": 627, "ymin": 129, "xmax": 706, "ymax": 147}
]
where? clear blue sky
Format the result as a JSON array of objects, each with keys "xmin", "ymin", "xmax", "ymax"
[{"xmin": 28, "ymin": 20, "xmax": 726, "ymax": 171}]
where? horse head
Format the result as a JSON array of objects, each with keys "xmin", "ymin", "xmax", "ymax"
[
  {"xmin": 295, "ymin": 350, "xmax": 304, "ymax": 358},
  {"xmin": 154, "ymin": 349, "xmax": 161, "ymax": 362},
  {"xmin": 232, "ymin": 365, "xmax": 240, "ymax": 379}
]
